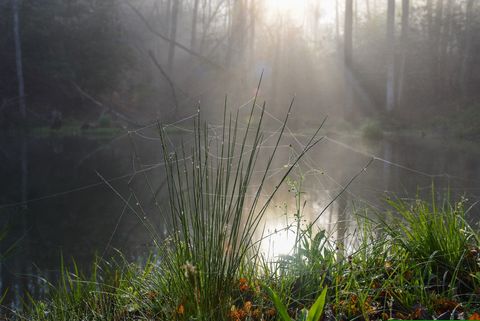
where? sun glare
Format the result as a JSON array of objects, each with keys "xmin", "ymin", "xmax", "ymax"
[
  {"xmin": 261, "ymin": 223, "xmax": 297, "ymax": 258},
  {"xmin": 263, "ymin": 0, "xmax": 337, "ymax": 25},
  {"xmin": 264, "ymin": 0, "xmax": 306, "ymax": 21},
  {"xmin": 321, "ymin": 1, "xmax": 337, "ymax": 24}
]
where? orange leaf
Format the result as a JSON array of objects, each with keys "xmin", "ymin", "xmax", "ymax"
[
  {"xmin": 177, "ymin": 304, "xmax": 185, "ymax": 315},
  {"xmin": 469, "ymin": 312, "xmax": 480, "ymax": 320}
]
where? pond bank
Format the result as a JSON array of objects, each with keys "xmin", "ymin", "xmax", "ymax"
[{"xmin": 7, "ymin": 195, "xmax": 480, "ymax": 321}]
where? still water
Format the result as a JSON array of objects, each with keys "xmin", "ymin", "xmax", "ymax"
[{"xmin": 1, "ymin": 123, "xmax": 480, "ymax": 308}]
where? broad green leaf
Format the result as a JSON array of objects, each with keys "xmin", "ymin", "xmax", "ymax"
[
  {"xmin": 307, "ymin": 287, "xmax": 327, "ymax": 321},
  {"xmin": 265, "ymin": 286, "xmax": 292, "ymax": 321}
]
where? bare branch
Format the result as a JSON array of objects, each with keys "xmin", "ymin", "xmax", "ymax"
[
  {"xmin": 72, "ymin": 82, "xmax": 141, "ymax": 127},
  {"xmin": 125, "ymin": 0, "xmax": 225, "ymax": 71},
  {"xmin": 148, "ymin": 50, "xmax": 179, "ymax": 111}
]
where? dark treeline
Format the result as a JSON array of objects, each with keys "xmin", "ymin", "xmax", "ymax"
[{"xmin": 1, "ymin": 0, "xmax": 479, "ymax": 133}]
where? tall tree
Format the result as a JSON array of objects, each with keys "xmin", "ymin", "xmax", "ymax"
[
  {"xmin": 167, "ymin": 0, "xmax": 180, "ymax": 72},
  {"xmin": 248, "ymin": 0, "xmax": 256, "ymax": 69},
  {"xmin": 344, "ymin": 0, "xmax": 354, "ymax": 115},
  {"xmin": 426, "ymin": 0, "xmax": 434, "ymax": 38},
  {"xmin": 397, "ymin": 0, "xmax": 409, "ymax": 108},
  {"xmin": 354, "ymin": 0, "xmax": 359, "ymax": 40},
  {"xmin": 12, "ymin": 0, "xmax": 26, "ymax": 119},
  {"xmin": 439, "ymin": 0, "xmax": 453, "ymax": 94},
  {"xmin": 226, "ymin": 0, "xmax": 246, "ymax": 70},
  {"xmin": 365, "ymin": 0, "xmax": 371, "ymax": 21},
  {"xmin": 166, "ymin": 0, "xmax": 172, "ymax": 33},
  {"xmin": 191, "ymin": 0, "xmax": 200, "ymax": 50},
  {"xmin": 460, "ymin": 0, "xmax": 475, "ymax": 101},
  {"xmin": 312, "ymin": 2, "xmax": 320, "ymax": 47},
  {"xmin": 21, "ymin": 137, "xmax": 28, "ymax": 207},
  {"xmin": 344, "ymin": 0, "xmax": 353, "ymax": 74},
  {"xmin": 433, "ymin": 0, "xmax": 444, "ymax": 94},
  {"xmin": 386, "ymin": 0, "xmax": 395, "ymax": 112},
  {"xmin": 271, "ymin": 19, "xmax": 282, "ymax": 108},
  {"xmin": 336, "ymin": 0, "xmax": 340, "ymax": 45}
]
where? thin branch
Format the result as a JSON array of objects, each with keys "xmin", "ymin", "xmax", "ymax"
[
  {"xmin": 72, "ymin": 82, "xmax": 141, "ymax": 127},
  {"xmin": 125, "ymin": 0, "xmax": 225, "ymax": 71},
  {"xmin": 148, "ymin": 50, "xmax": 179, "ymax": 111}
]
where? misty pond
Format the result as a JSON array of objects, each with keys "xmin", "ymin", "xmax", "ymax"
[
  {"xmin": 4, "ymin": 0, "xmax": 480, "ymax": 318},
  {"xmin": 1, "ymin": 123, "xmax": 479, "ymax": 307}
]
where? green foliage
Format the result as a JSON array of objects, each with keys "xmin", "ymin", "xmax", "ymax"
[
  {"xmin": 1, "ymin": 0, "xmax": 132, "ymax": 108},
  {"xmin": 265, "ymin": 286, "xmax": 327, "ymax": 321},
  {"xmin": 381, "ymin": 193, "xmax": 476, "ymax": 272},
  {"xmin": 19, "ymin": 191, "xmax": 480, "ymax": 321},
  {"xmin": 306, "ymin": 287, "xmax": 328, "ymax": 321},
  {"xmin": 265, "ymin": 286, "xmax": 293, "ymax": 321}
]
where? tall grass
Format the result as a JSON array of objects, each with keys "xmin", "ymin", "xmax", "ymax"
[
  {"xmin": 380, "ymin": 193, "xmax": 477, "ymax": 273},
  {"xmin": 156, "ymin": 90, "xmax": 323, "ymax": 318},
  {"xmin": 12, "ymin": 95, "xmax": 480, "ymax": 320},
  {"xmin": 19, "ymin": 194, "xmax": 480, "ymax": 321}
]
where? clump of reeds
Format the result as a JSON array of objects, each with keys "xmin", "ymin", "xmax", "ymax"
[{"xmin": 154, "ymin": 89, "xmax": 322, "ymax": 319}]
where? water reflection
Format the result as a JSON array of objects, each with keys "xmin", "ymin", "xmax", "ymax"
[{"xmin": 1, "ymin": 129, "xmax": 480, "ymax": 310}]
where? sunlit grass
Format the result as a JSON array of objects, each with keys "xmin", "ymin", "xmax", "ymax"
[
  {"xmin": 12, "ymin": 97, "xmax": 480, "ymax": 321},
  {"xmin": 19, "ymin": 195, "xmax": 480, "ymax": 321}
]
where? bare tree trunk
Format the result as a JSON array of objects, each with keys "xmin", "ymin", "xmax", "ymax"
[
  {"xmin": 427, "ymin": 0, "xmax": 433, "ymax": 37},
  {"xmin": 271, "ymin": 18, "xmax": 283, "ymax": 108},
  {"xmin": 336, "ymin": 0, "xmax": 340, "ymax": 46},
  {"xmin": 225, "ymin": 0, "xmax": 233, "ymax": 67},
  {"xmin": 386, "ymin": 0, "xmax": 395, "ymax": 112},
  {"xmin": 248, "ymin": 0, "xmax": 256, "ymax": 69},
  {"xmin": 460, "ymin": 0, "xmax": 474, "ymax": 101},
  {"xmin": 365, "ymin": 0, "xmax": 371, "ymax": 21},
  {"xmin": 12, "ymin": 0, "xmax": 26, "ymax": 119},
  {"xmin": 344, "ymin": 0, "xmax": 354, "ymax": 115},
  {"xmin": 166, "ymin": 0, "xmax": 172, "ymax": 34},
  {"xmin": 354, "ymin": 0, "xmax": 358, "ymax": 40},
  {"xmin": 433, "ymin": 0, "xmax": 444, "ymax": 94},
  {"xmin": 440, "ymin": 0, "xmax": 453, "ymax": 93},
  {"xmin": 191, "ymin": 0, "xmax": 200, "ymax": 50},
  {"xmin": 167, "ymin": 0, "xmax": 180, "ymax": 72},
  {"xmin": 313, "ymin": 2, "xmax": 320, "ymax": 47},
  {"xmin": 226, "ymin": 0, "xmax": 246, "ymax": 70},
  {"xmin": 344, "ymin": 0, "xmax": 353, "ymax": 73},
  {"xmin": 201, "ymin": 0, "xmax": 206, "ymax": 31},
  {"xmin": 21, "ymin": 136, "xmax": 28, "ymax": 208},
  {"xmin": 397, "ymin": 0, "xmax": 409, "ymax": 108},
  {"xmin": 435, "ymin": 0, "xmax": 445, "ymax": 39}
]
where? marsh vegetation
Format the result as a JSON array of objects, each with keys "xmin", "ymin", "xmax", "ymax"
[{"xmin": 2, "ymin": 0, "xmax": 480, "ymax": 320}]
